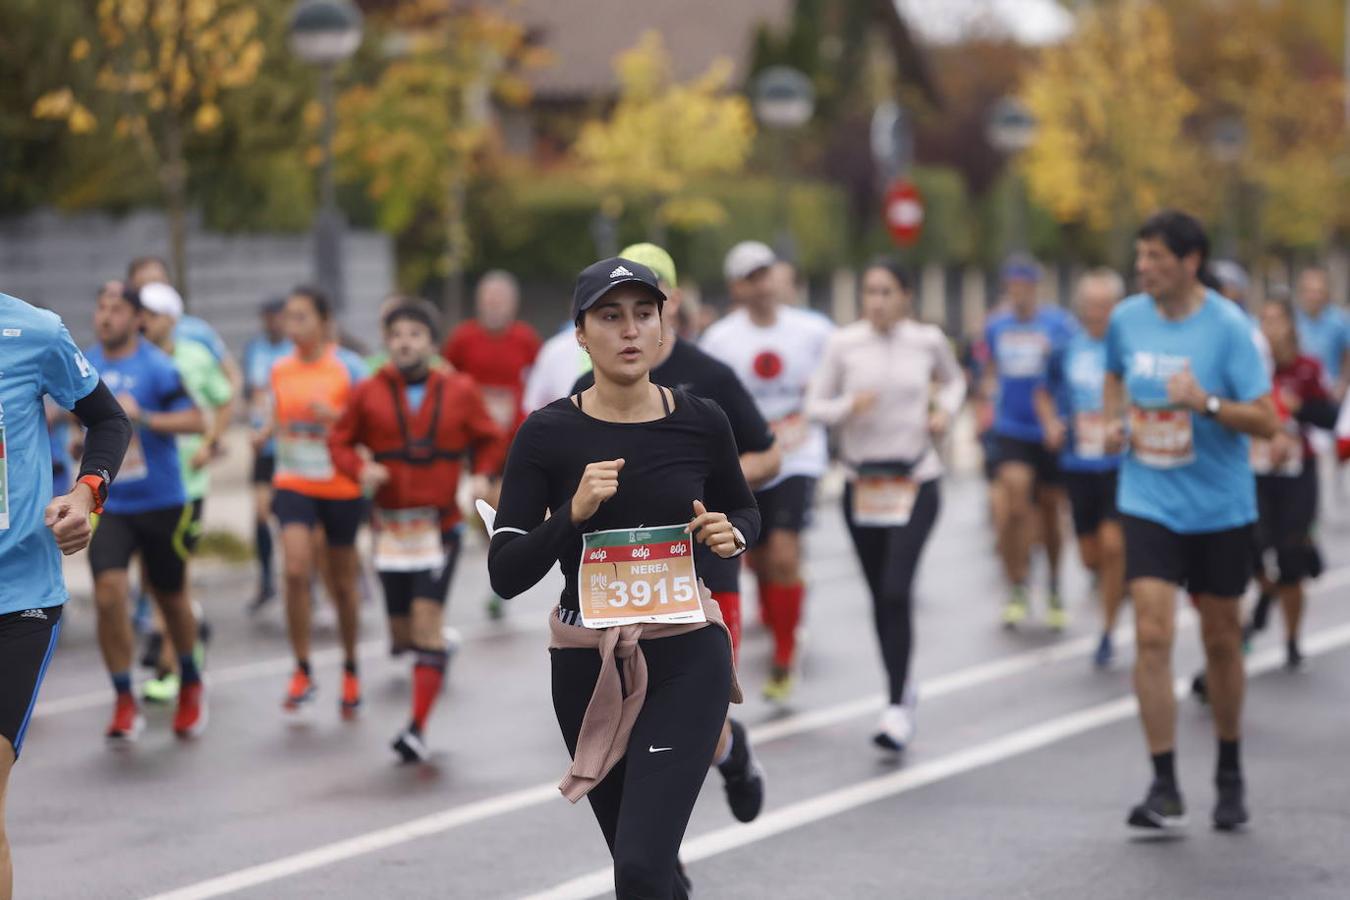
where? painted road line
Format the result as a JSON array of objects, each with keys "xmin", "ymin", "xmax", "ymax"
[{"xmin": 524, "ymin": 618, "xmax": 1350, "ymax": 900}]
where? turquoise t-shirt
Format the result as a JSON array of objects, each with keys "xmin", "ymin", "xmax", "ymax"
[
  {"xmin": 1047, "ymin": 332, "xmax": 1121, "ymax": 473},
  {"xmin": 1105, "ymin": 291, "xmax": 1270, "ymax": 533},
  {"xmin": 0, "ymin": 295, "xmax": 99, "ymax": 613}
]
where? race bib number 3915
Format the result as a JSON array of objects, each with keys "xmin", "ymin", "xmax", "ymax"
[{"xmin": 577, "ymin": 524, "xmax": 704, "ymax": 629}]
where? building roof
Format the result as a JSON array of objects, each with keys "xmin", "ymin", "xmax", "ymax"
[{"xmin": 496, "ymin": 0, "xmax": 794, "ymax": 99}]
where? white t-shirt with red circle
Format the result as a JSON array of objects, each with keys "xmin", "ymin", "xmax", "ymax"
[{"xmin": 700, "ymin": 305, "xmax": 834, "ymax": 487}]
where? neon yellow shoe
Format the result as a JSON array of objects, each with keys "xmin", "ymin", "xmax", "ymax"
[
  {"xmin": 1002, "ymin": 587, "xmax": 1029, "ymax": 628},
  {"xmin": 1046, "ymin": 601, "xmax": 1069, "ymax": 632},
  {"xmin": 141, "ymin": 672, "xmax": 180, "ymax": 704},
  {"xmin": 762, "ymin": 668, "xmax": 794, "ymax": 705}
]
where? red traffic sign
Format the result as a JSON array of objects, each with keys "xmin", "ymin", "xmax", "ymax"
[{"xmin": 884, "ymin": 179, "xmax": 924, "ymax": 247}]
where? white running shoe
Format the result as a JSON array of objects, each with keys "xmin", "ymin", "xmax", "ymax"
[{"xmin": 873, "ymin": 704, "xmax": 916, "ymax": 753}]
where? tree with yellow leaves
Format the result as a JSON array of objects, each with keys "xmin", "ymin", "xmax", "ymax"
[
  {"xmin": 333, "ymin": 0, "xmax": 540, "ymax": 310},
  {"xmin": 1020, "ymin": 1, "xmax": 1212, "ymax": 256},
  {"xmin": 33, "ymin": 0, "xmax": 265, "ymax": 295},
  {"xmin": 573, "ymin": 31, "xmax": 757, "ymax": 239}
]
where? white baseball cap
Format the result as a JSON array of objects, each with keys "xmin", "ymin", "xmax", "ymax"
[
  {"xmin": 139, "ymin": 281, "xmax": 184, "ymax": 320},
  {"xmin": 723, "ymin": 241, "xmax": 777, "ymax": 283}
]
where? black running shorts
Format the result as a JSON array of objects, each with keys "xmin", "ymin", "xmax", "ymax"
[
  {"xmin": 272, "ymin": 490, "xmax": 367, "ymax": 547},
  {"xmin": 1122, "ymin": 514, "xmax": 1254, "ymax": 598},
  {"xmin": 251, "ymin": 452, "xmax": 276, "ymax": 486},
  {"xmin": 994, "ymin": 434, "xmax": 1062, "ymax": 487},
  {"xmin": 0, "ymin": 605, "xmax": 64, "ymax": 760},
  {"xmin": 1063, "ymin": 469, "xmax": 1120, "ymax": 536},
  {"xmin": 378, "ymin": 529, "xmax": 463, "ymax": 617},
  {"xmin": 88, "ymin": 505, "xmax": 194, "ymax": 592},
  {"xmin": 753, "ymin": 475, "xmax": 816, "ymax": 534},
  {"xmin": 1256, "ymin": 467, "xmax": 1320, "ymax": 585}
]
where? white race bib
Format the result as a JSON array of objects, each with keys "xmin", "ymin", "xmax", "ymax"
[
  {"xmin": 1249, "ymin": 436, "xmax": 1302, "ymax": 477},
  {"xmin": 851, "ymin": 464, "xmax": 919, "ymax": 527},
  {"xmin": 481, "ymin": 385, "xmax": 519, "ymax": 431},
  {"xmin": 577, "ymin": 524, "xmax": 703, "ymax": 629},
  {"xmin": 373, "ymin": 507, "xmax": 446, "ymax": 572},
  {"xmin": 1073, "ymin": 411, "xmax": 1108, "ymax": 459},
  {"xmin": 277, "ymin": 425, "xmax": 335, "ymax": 481},
  {"xmin": 997, "ymin": 331, "xmax": 1050, "ymax": 379},
  {"xmin": 771, "ymin": 413, "xmax": 810, "ymax": 453},
  {"xmin": 1129, "ymin": 405, "xmax": 1195, "ymax": 469}
]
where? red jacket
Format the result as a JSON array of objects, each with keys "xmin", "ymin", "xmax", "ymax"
[
  {"xmin": 329, "ymin": 364, "xmax": 509, "ymax": 530},
  {"xmin": 442, "ymin": 319, "xmax": 542, "ymax": 434}
]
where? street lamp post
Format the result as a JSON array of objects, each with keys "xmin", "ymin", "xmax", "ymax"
[
  {"xmin": 752, "ymin": 66, "xmax": 815, "ymax": 263},
  {"xmin": 985, "ymin": 96, "xmax": 1039, "ymax": 255},
  {"xmin": 1209, "ymin": 116, "xmax": 1248, "ymax": 260},
  {"xmin": 288, "ymin": 0, "xmax": 363, "ymax": 311}
]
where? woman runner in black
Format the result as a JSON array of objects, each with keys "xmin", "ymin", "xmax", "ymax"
[{"xmin": 488, "ymin": 257, "xmax": 760, "ymax": 899}]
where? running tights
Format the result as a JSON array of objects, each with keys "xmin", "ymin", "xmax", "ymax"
[
  {"xmin": 843, "ymin": 479, "xmax": 941, "ymax": 705},
  {"xmin": 551, "ymin": 626, "xmax": 731, "ymax": 899}
]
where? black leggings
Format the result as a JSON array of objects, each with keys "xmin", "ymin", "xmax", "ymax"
[
  {"xmin": 551, "ymin": 626, "xmax": 731, "ymax": 900},
  {"xmin": 843, "ymin": 479, "xmax": 941, "ymax": 705}
]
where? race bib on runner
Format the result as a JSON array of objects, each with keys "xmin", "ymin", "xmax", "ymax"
[
  {"xmin": 997, "ymin": 331, "xmax": 1050, "ymax": 379},
  {"xmin": 577, "ymin": 524, "xmax": 703, "ymax": 629},
  {"xmin": 1073, "ymin": 411, "xmax": 1108, "ymax": 459},
  {"xmin": 1129, "ymin": 405, "xmax": 1195, "ymax": 469},
  {"xmin": 771, "ymin": 413, "xmax": 810, "ymax": 454},
  {"xmin": 481, "ymin": 385, "xmax": 519, "ymax": 432},
  {"xmin": 1249, "ymin": 436, "xmax": 1302, "ymax": 477},
  {"xmin": 373, "ymin": 507, "xmax": 446, "ymax": 572},
  {"xmin": 851, "ymin": 463, "xmax": 918, "ymax": 527},
  {"xmin": 277, "ymin": 424, "xmax": 335, "ymax": 481},
  {"xmin": 119, "ymin": 430, "xmax": 149, "ymax": 482}
]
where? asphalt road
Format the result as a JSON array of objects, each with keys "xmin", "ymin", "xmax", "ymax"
[{"xmin": 12, "ymin": 476, "xmax": 1350, "ymax": 899}]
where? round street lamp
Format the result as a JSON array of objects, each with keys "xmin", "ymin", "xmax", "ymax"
[
  {"xmin": 752, "ymin": 67, "xmax": 814, "ymax": 261},
  {"xmin": 289, "ymin": 0, "xmax": 364, "ymax": 311},
  {"xmin": 985, "ymin": 96, "xmax": 1039, "ymax": 254}
]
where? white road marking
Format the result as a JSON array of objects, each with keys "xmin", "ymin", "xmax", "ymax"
[
  {"xmin": 138, "ymin": 568, "xmax": 1350, "ymax": 899},
  {"xmin": 524, "ymin": 618, "xmax": 1350, "ymax": 900}
]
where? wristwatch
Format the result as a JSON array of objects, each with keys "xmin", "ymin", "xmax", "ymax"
[
  {"xmin": 1203, "ymin": 395, "xmax": 1222, "ymax": 418},
  {"xmin": 77, "ymin": 468, "xmax": 111, "ymax": 515},
  {"xmin": 730, "ymin": 527, "xmax": 748, "ymax": 556}
]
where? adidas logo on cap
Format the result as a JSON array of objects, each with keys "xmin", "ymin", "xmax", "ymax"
[{"xmin": 609, "ymin": 265, "xmax": 634, "ymax": 279}]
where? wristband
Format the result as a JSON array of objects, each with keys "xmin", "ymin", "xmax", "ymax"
[{"xmin": 77, "ymin": 472, "xmax": 109, "ymax": 515}]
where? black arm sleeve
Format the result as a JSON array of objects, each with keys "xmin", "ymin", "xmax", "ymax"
[
  {"xmin": 71, "ymin": 379, "xmax": 133, "ymax": 482},
  {"xmin": 486, "ymin": 419, "xmax": 581, "ymax": 599},
  {"xmin": 701, "ymin": 402, "xmax": 761, "ymax": 550},
  {"xmin": 1295, "ymin": 397, "xmax": 1340, "ymax": 431}
]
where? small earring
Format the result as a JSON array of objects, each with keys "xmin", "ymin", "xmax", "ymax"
[{"xmin": 658, "ymin": 339, "xmax": 664, "ymax": 347}]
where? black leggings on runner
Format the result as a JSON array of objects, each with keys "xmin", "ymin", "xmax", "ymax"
[
  {"xmin": 842, "ymin": 479, "xmax": 941, "ymax": 705},
  {"xmin": 551, "ymin": 626, "xmax": 731, "ymax": 900}
]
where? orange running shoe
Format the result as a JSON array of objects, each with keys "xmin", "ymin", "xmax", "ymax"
[
  {"xmin": 283, "ymin": 668, "xmax": 316, "ymax": 713},
  {"xmin": 106, "ymin": 694, "xmax": 144, "ymax": 744},
  {"xmin": 339, "ymin": 671, "xmax": 362, "ymax": 721},
  {"xmin": 174, "ymin": 680, "xmax": 208, "ymax": 738}
]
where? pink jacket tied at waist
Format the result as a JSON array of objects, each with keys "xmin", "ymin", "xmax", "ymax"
[{"xmin": 548, "ymin": 588, "xmax": 743, "ymax": 803}]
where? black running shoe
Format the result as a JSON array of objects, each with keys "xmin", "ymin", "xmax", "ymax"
[
  {"xmin": 718, "ymin": 719, "xmax": 765, "ymax": 823},
  {"xmin": 139, "ymin": 631, "xmax": 164, "ymax": 671},
  {"xmin": 1127, "ymin": 778, "xmax": 1187, "ymax": 831},
  {"xmin": 1250, "ymin": 591, "xmax": 1274, "ymax": 633},
  {"xmin": 1212, "ymin": 771, "xmax": 1249, "ymax": 831},
  {"xmin": 392, "ymin": 726, "xmax": 430, "ymax": 764},
  {"xmin": 1285, "ymin": 642, "xmax": 1305, "ymax": 671},
  {"xmin": 1190, "ymin": 671, "xmax": 1208, "ymax": 704}
]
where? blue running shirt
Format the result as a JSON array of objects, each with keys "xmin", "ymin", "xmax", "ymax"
[
  {"xmin": 986, "ymin": 305, "xmax": 1077, "ymax": 442},
  {"xmin": 83, "ymin": 339, "xmax": 194, "ymax": 515},
  {"xmin": 0, "ymin": 294, "xmax": 99, "ymax": 613},
  {"xmin": 1047, "ymin": 332, "xmax": 1121, "ymax": 473},
  {"xmin": 1105, "ymin": 291, "xmax": 1270, "ymax": 533}
]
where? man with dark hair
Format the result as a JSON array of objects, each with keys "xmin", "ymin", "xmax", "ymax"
[{"xmin": 1104, "ymin": 209, "xmax": 1278, "ymax": 833}]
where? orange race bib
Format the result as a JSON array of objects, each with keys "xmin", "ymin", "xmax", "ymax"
[
  {"xmin": 771, "ymin": 413, "xmax": 810, "ymax": 453},
  {"xmin": 373, "ymin": 507, "xmax": 446, "ymax": 572},
  {"xmin": 852, "ymin": 463, "xmax": 918, "ymax": 527},
  {"xmin": 577, "ymin": 524, "xmax": 703, "ymax": 629},
  {"xmin": 1073, "ymin": 411, "xmax": 1108, "ymax": 459},
  {"xmin": 1129, "ymin": 405, "xmax": 1195, "ymax": 469}
]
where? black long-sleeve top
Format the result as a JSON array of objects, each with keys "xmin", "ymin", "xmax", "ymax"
[{"xmin": 488, "ymin": 390, "xmax": 761, "ymax": 611}]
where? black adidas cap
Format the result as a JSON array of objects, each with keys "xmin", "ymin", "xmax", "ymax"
[{"xmin": 571, "ymin": 257, "xmax": 666, "ymax": 324}]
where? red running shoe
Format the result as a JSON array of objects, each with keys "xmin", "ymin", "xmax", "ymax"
[
  {"xmin": 106, "ymin": 694, "xmax": 144, "ymax": 744},
  {"xmin": 174, "ymin": 680, "xmax": 208, "ymax": 738},
  {"xmin": 339, "ymin": 671, "xmax": 362, "ymax": 721},
  {"xmin": 283, "ymin": 669, "xmax": 316, "ymax": 713}
]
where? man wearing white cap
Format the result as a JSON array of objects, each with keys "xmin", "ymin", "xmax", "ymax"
[
  {"xmin": 701, "ymin": 241, "xmax": 834, "ymax": 704},
  {"xmin": 138, "ymin": 283, "xmax": 235, "ymax": 701}
]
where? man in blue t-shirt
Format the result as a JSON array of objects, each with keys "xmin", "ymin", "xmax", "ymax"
[
  {"xmin": 1294, "ymin": 266, "xmax": 1349, "ymax": 402},
  {"xmin": 1034, "ymin": 268, "xmax": 1127, "ymax": 668},
  {"xmin": 1103, "ymin": 211, "xmax": 1276, "ymax": 836},
  {"xmin": 242, "ymin": 296, "xmax": 293, "ymax": 610},
  {"xmin": 0, "ymin": 292, "xmax": 132, "ymax": 898},
  {"xmin": 83, "ymin": 282, "xmax": 209, "ymax": 744},
  {"xmin": 983, "ymin": 255, "xmax": 1076, "ymax": 629}
]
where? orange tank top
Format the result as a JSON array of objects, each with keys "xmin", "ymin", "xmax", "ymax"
[{"xmin": 271, "ymin": 346, "xmax": 364, "ymax": 499}]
